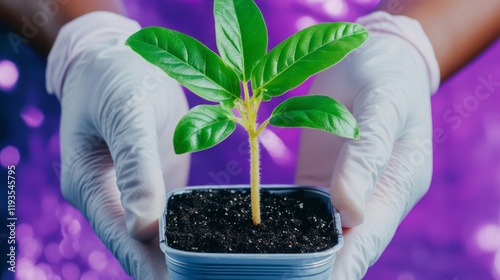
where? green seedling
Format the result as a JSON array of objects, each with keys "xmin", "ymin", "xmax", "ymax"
[{"xmin": 126, "ymin": 0, "xmax": 368, "ymax": 225}]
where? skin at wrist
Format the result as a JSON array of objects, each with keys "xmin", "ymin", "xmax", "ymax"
[
  {"xmin": 376, "ymin": 0, "xmax": 500, "ymax": 81},
  {"xmin": 0, "ymin": 0, "xmax": 125, "ymax": 56}
]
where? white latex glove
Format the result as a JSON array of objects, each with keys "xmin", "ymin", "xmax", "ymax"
[
  {"xmin": 295, "ymin": 11, "xmax": 440, "ymax": 279},
  {"xmin": 46, "ymin": 12, "xmax": 190, "ymax": 279}
]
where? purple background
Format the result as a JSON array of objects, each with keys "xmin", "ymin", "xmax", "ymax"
[{"xmin": 1, "ymin": 0, "xmax": 499, "ymax": 279}]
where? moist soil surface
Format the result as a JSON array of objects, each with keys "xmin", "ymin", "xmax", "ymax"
[{"xmin": 166, "ymin": 188, "xmax": 339, "ymax": 253}]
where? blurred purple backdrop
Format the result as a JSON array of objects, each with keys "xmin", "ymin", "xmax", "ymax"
[{"xmin": 1, "ymin": 0, "xmax": 499, "ymax": 279}]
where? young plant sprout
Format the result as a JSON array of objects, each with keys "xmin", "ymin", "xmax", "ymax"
[{"xmin": 126, "ymin": 0, "xmax": 368, "ymax": 226}]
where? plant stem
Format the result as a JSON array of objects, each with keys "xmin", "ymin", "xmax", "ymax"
[
  {"xmin": 256, "ymin": 119, "xmax": 270, "ymax": 135},
  {"xmin": 244, "ymin": 82, "xmax": 262, "ymax": 225},
  {"xmin": 243, "ymin": 81, "xmax": 252, "ymax": 113},
  {"xmin": 249, "ymin": 130, "xmax": 261, "ymax": 225},
  {"xmin": 242, "ymin": 82, "xmax": 262, "ymax": 225}
]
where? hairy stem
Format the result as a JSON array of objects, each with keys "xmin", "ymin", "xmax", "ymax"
[
  {"xmin": 243, "ymin": 82, "xmax": 262, "ymax": 225},
  {"xmin": 249, "ymin": 130, "xmax": 261, "ymax": 225}
]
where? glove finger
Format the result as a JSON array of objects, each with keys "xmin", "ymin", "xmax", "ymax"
[
  {"xmin": 331, "ymin": 85, "xmax": 408, "ymax": 227},
  {"xmin": 99, "ymin": 96, "xmax": 166, "ymax": 241},
  {"xmin": 332, "ymin": 139, "xmax": 432, "ymax": 279},
  {"xmin": 59, "ymin": 144, "xmax": 167, "ymax": 279},
  {"xmin": 107, "ymin": 58, "xmax": 191, "ymax": 196}
]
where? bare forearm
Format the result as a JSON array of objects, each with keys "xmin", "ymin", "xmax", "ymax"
[
  {"xmin": 0, "ymin": 0, "xmax": 125, "ymax": 56},
  {"xmin": 377, "ymin": 0, "xmax": 500, "ymax": 81}
]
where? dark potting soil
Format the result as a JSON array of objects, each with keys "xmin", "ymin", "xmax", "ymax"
[{"xmin": 166, "ymin": 189, "xmax": 339, "ymax": 254}]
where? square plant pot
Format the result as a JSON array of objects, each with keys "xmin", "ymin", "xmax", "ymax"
[{"xmin": 159, "ymin": 185, "xmax": 344, "ymax": 280}]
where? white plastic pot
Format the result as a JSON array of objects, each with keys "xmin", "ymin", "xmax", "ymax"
[{"xmin": 160, "ymin": 185, "xmax": 343, "ymax": 280}]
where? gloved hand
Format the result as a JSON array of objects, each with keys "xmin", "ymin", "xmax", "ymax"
[
  {"xmin": 295, "ymin": 11, "xmax": 440, "ymax": 279},
  {"xmin": 46, "ymin": 12, "xmax": 190, "ymax": 279}
]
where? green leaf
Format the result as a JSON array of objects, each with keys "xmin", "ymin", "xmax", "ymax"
[
  {"xmin": 214, "ymin": 0, "xmax": 267, "ymax": 81},
  {"xmin": 269, "ymin": 95, "xmax": 359, "ymax": 139},
  {"xmin": 251, "ymin": 23, "xmax": 368, "ymax": 100},
  {"xmin": 126, "ymin": 27, "xmax": 240, "ymax": 107},
  {"xmin": 174, "ymin": 105, "xmax": 236, "ymax": 154}
]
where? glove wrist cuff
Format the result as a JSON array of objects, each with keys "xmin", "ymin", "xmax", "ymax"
[
  {"xmin": 357, "ymin": 11, "xmax": 440, "ymax": 95},
  {"xmin": 46, "ymin": 11, "xmax": 141, "ymax": 100}
]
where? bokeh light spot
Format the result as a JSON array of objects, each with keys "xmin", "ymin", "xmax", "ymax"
[
  {"xmin": 323, "ymin": 0, "xmax": 347, "ymax": 17},
  {"xmin": 21, "ymin": 106, "xmax": 45, "ymax": 128},
  {"xmin": 68, "ymin": 220, "xmax": 82, "ymax": 236},
  {"xmin": 17, "ymin": 258, "xmax": 35, "ymax": 280},
  {"xmin": 296, "ymin": 16, "xmax": 317, "ymax": 30},
  {"xmin": 19, "ymin": 261, "xmax": 48, "ymax": 280},
  {"xmin": 88, "ymin": 250, "xmax": 108, "ymax": 271},
  {"xmin": 17, "ymin": 224, "xmax": 34, "ymax": 242},
  {"xmin": 37, "ymin": 263, "xmax": 54, "ymax": 279},
  {"xmin": 59, "ymin": 239, "xmax": 79, "ymax": 259},
  {"xmin": 21, "ymin": 237, "xmax": 43, "ymax": 261},
  {"xmin": 476, "ymin": 224, "xmax": 500, "ymax": 252},
  {"xmin": 259, "ymin": 129, "xmax": 292, "ymax": 166},
  {"xmin": 0, "ymin": 145, "xmax": 20, "ymax": 167},
  {"xmin": 0, "ymin": 60, "xmax": 19, "ymax": 91}
]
